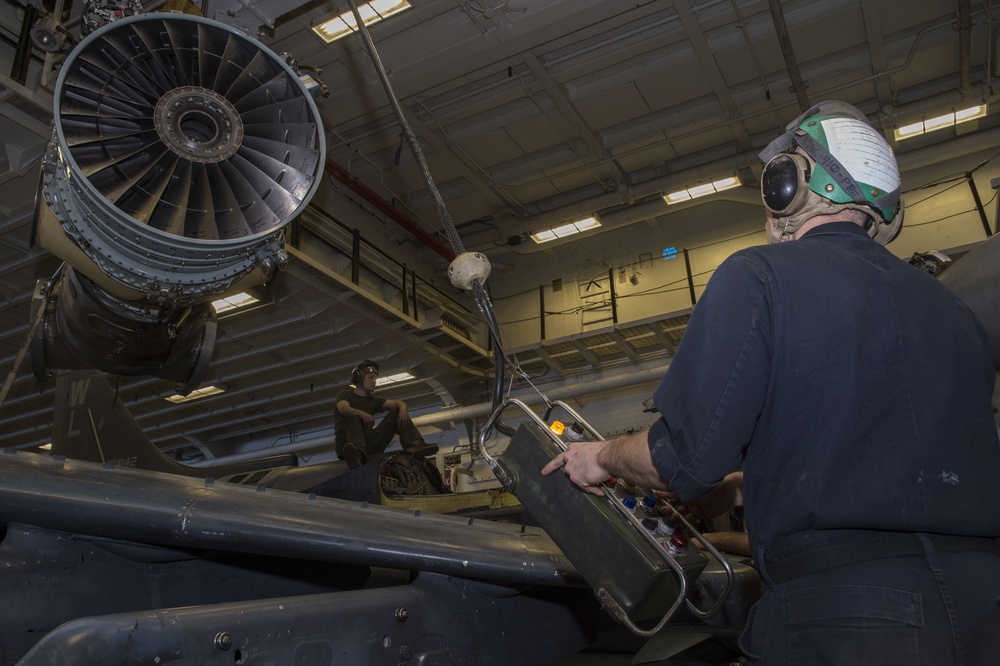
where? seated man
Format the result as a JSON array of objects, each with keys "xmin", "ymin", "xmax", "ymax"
[{"xmin": 334, "ymin": 360, "xmax": 437, "ymax": 469}]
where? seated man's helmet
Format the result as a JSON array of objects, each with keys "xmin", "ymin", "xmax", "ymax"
[
  {"xmin": 351, "ymin": 360, "xmax": 380, "ymax": 385},
  {"xmin": 759, "ymin": 100, "xmax": 903, "ymax": 245}
]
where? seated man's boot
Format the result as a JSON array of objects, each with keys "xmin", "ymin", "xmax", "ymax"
[
  {"xmin": 404, "ymin": 439, "xmax": 438, "ymax": 457},
  {"xmin": 342, "ymin": 443, "xmax": 367, "ymax": 469}
]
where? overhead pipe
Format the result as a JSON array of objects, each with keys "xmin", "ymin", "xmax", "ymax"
[
  {"xmin": 187, "ymin": 363, "xmax": 672, "ymax": 465},
  {"xmin": 326, "ymin": 158, "xmax": 456, "ymax": 262},
  {"xmin": 411, "ymin": 363, "xmax": 671, "ymax": 428}
]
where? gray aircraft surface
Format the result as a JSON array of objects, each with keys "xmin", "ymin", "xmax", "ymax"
[
  {"xmin": 0, "ymin": 447, "xmax": 597, "ymax": 664},
  {"xmin": 2, "ymin": 9, "xmax": 758, "ymax": 664}
]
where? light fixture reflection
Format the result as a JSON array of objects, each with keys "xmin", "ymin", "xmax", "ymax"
[
  {"xmin": 530, "ymin": 217, "xmax": 602, "ymax": 244},
  {"xmin": 375, "ymin": 372, "xmax": 416, "ymax": 386},
  {"xmin": 893, "ymin": 105, "xmax": 987, "ymax": 141},
  {"xmin": 312, "ymin": 0, "xmax": 411, "ymax": 43},
  {"xmin": 665, "ymin": 176, "xmax": 741, "ymax": 205},
  {"xmin": 166, "ymin": 385, "xmax": 226, "ymax": 404}
]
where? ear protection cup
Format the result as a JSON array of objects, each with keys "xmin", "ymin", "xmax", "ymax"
[
  {"xmin": 869, "ymin": 199, "xmax": 904, "ymax": 245},
  {"xmin": 761, "ymin": 152, "xmax": 812, "ymax": 216},
  {"xmin": 351, "ymin": 360, "xmax": 380, "ymax": 385}
]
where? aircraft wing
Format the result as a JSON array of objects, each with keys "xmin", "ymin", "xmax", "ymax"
[{"xmin": 0, "ymin": 449, "xmax": 579, "ymax": 587}]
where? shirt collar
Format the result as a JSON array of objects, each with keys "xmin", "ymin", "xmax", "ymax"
[{"xmin": 800, "ymin": 221, "xmax": 870, "ymax": 240}]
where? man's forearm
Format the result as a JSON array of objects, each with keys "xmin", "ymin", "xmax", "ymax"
[
  {"xmin": 384, "ymin": 399, "xmax": 408, "ymax": 412},
  {"xmin": 596, "ymin": 430, "xmax": 667, "ymax": 489},
  {"xmin": 693, "ymin": 531, "xmax": 752, "ymax": 558}
]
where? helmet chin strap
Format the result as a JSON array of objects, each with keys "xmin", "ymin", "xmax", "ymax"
[
  {"xmin": 769, "ymin": 196, "xmax": 894, "ymax": 244},
  {"xmin": 768, "ymin": 196, "xmax": 842, "ymax": 243}
]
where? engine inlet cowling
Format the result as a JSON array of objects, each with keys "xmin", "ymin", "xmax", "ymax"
[{"xmin": 33, "ymin": 12, "xmax": 325, "ymax": 389}]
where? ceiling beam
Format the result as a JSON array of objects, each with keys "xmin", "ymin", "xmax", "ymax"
[
  {"xmin": 404, "ymin": 102, "xmax": 520, "ymax": 210},
  {"xmin": 860, "ymin": 0, "xmax": 893, "ymax": 108},
  {"xmin": 519, "ymin": 51, "xmax": 631, "ymax": 186},
  {"xmin": 767, "ymin": 0, "xmax": 811, "ymax": 112},
  {"xmin": 671, "ymin": 0, "xmax": 753, "ymax": 150}
]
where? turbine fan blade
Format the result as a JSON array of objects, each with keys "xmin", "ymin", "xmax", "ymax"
[
  {"xmin": 148, "ymin": 158, "xmax": 193, "ymax": 235},
  {"xmin": 239, "ymin": 98, "xmax": 311, "ymax": 125},
  {"xmin": 163, "ymin": 20, "xmax": 199, "ymax": 87},
  {"xmin": 63, "ymin": 61, "xmax": 152, "ymax": 107},
  {"xmin": 212, "ymin": 33, "xmax": 258, "ymax": 97},
  {"xmin": 117, "ymin": 153, "xmax": 180, "ymax": 224},
  {"xmin": 228, "ymin": 152, "xmax": 301, "ymax": 222},
  {"xmin": 218, "ymin": 159, "xmax": 282, "ymax": 235},
  {"xmin": 233, "ymin": 72, "xmax": 300, "ymax": 112},
  {"xmin": 242, "ymin": 123, "xmax": 318, "ymax": 149},
  {"xmin": 206, "ymin": 162, "xmax": 254, "ymax": 239},
  {"xmin": 239, "ymin": 136, "xmax": 320, "ymax": 201},
  {"xmin": 72, "ymin": 134, "xmax": 160, "ymax": 177},
  {"xmin": 223, "ymin": 51, "xmax": 275, "ymax": 106},
  {"xmin": 62, "ymin": 116, "xmax": 152, "ymax": 147},
  {"xmin": 186, "ymin": 163, "xmax": 218, "ymax": 240},
  {"xmin": 99, "ymin": 32, "xmax": 172, "ymax": 95},
  {"xmin": 89, "ymin": 145, "xmax": 172, "ymax": 204}
]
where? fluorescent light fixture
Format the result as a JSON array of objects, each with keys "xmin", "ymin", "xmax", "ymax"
[
  {"xmin": 375, "ymin": 372, "xmax": 416, "ymax": 387},
  {"xmin": 664, "ymin": 176, "xmax": 741, "ymax": 205},
  {"xmin": 893, "ymin": 104, "xmax": 987, "ymax": 141},
  {"xmin": 688, "ymin": 183, "xmax": 716, "ymax": 198},
  {"xmin": 166, "ymin": 385, "xmax": 226, "ymax": 404},
  {"xmin": 956, "ymin": 106, "xmax": 985, "ymax": 122},
  {"xmin": 530, "ymin": 217, "xmax": 602, "ymax": 244},
  {"xmin": 38, "ymin": 443, "xmax": 52, "ymax": 451},
  {"xmin": 312, "ymin": 0, "xmax": 411, "ymax": 43},
  {"xmin": 212, "ymin": 291, "xmax": 259, "ymax": 314}
]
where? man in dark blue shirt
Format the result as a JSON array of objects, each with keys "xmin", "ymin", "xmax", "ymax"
[{"xmin": 543, "ymin": 101, "xmax": 1000, "ymax": 664}]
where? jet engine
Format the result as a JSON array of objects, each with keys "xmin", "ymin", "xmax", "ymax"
[{"xmin": 32, "ymin": 12, "xmax": 325, "ymax": 390}]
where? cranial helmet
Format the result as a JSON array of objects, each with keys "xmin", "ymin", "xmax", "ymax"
[
  {"xmin": 351, "ymin": 360, "xmax": 380, "ymax": 385},
  {"xmin": 758, "ymin": 100, "xmax": 903, "ymax": 244}
]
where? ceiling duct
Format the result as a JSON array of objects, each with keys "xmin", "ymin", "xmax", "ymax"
[{"xmin": 31, "ymin": 12, "xmax": 325, "ymax": 390}]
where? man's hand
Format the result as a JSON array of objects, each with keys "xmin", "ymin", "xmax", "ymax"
[
  {"xmin": 385, "ymin": 399, "xmax": 410, "ymax": 427},
  {"xmin": 357, "ymin": 410, "xmax": 375, "ymax": 428},
  {"xmin": 541, "ymin": 441, "xmax": 609, "ymax": 496}
]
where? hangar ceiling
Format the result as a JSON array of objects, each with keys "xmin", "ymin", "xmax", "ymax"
[{"xmin": 0, "ymin": 0, "xmax": 997, "ymax": 463}]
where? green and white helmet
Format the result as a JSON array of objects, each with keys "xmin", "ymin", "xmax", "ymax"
[{"xmin": 759, "ymin": 100, "xmax": 903, "ymax": 244}]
